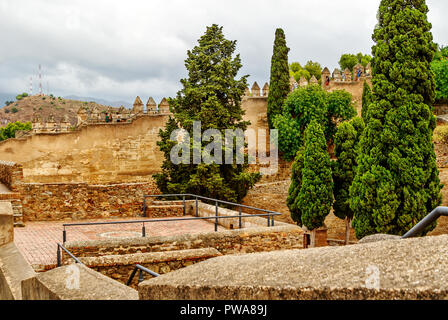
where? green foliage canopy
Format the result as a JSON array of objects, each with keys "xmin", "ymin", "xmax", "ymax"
[
  {"xmin": 0, "ymin": 121, "xmax": 32, "ymax": 141},
  {"xmin": 273, "ymin": 85, "xmax": 356, "ymax": 160},
  {"xmin": 154, "ymin": 24, "xmax": 260, "ymax": 203}
]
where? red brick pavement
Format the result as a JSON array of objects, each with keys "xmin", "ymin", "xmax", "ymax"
[{"xmin": 14, "ymin": 216, "xmax": 223, "ymax": 269}]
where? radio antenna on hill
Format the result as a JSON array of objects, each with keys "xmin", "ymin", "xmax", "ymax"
[
  {"xmin": 29, "ymin": 76, "xmax": 33, "ymax": 95},
  {"xmin": 39, "ymin": 64, "xmax": 43, "ymax": 95}
]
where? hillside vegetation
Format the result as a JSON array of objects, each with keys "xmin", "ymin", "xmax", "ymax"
[{"xmin": 0, "ymin": 94, "xmax": 118, "ymax": 126}]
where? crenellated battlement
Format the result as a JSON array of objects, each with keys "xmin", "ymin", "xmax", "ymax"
[{"xmin": 244, "ymin": 82, "xmax": 269, "ymax": 98}]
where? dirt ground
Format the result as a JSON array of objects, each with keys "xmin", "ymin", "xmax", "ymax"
[{"xmin": 242, "ymin": 136, "xmax": 448, "ymax": 242}]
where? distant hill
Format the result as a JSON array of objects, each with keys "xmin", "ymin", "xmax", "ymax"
[
  {"xmin": 64, "ymin": 95, "xmax": 132, "ymax": 109},
  {"xmin": 0, "ymin": 94, "xmax": 119, "ymax": 127}
]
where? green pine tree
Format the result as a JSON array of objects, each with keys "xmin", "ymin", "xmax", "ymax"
[
  {"xmin": 361, "ymin": 80, "xmax": 372, "ymax": 122},
  {"xmin": 267, "ymin": 28, "xmax": 290, "ymax": 129},
  {"xmin": 154, "ymin": 24, "xmax": 260, "ymax": 203},
  {"xmin": 349, "ymin": 0, "xmax": 442, "ymax": 239},
  {"xmin": 298, "ymin": 120, "xmax": 333, "ymax": 246},
  {"xmin": 332, "ymin": 117, "xmax": 365, "ymax": 244},
  {"xmin": 286, "ymin": 147, "xmax": 305, "ymax": 225}
]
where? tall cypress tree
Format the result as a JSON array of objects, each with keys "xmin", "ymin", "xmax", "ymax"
[
  {"xmin": 332, "ymin": 117, "xmax": 365, "ymax": 244},
  {"xmin": 361, "ymin": 80, "xmax": 372, "ymax": 122},
  {"xmin": 349, "ymin": 0, "xmax": 442, "ymax": 239},
  {"xmin": 287, "ymin": 147, "xmax": 305, "ymax": 225},
  {"xmin": 267, "ymin": 28, "xmax": 290, "ymax": 129},
  {"xmin": 298, "ymin": 120, "xmax": 333, "ymax": 246},
  {"xmin": 154, "ymin": 24, "xmax": 260, "ymax": 203}
]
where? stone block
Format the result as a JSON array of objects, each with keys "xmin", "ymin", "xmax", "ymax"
[{"xmin": 0, "ymin": 201, "xmax": 14, "ymax": 246}]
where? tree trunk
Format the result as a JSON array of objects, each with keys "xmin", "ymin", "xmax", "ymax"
[
  {"xmin": 310, "ymin": 230, "xmax": 316, "ymax": 248},
  {"xmin": 345, "ymin": 218, "xmax": 351, "ymax": 245}
]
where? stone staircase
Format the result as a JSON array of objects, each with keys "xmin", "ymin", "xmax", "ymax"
[{"xmin": 11, "ymin": 199, "xmax": 25, "ymax": 227}]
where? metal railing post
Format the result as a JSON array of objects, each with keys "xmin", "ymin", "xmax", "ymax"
[
  {"xmin": 272, "ymin": 214, "xmax": 275, "ymax": 227},
  {"xmin": 63, "ymin": 228, "xmax": 66, "ymax": 243},
  {"xmin": 138, "ymin": 269, "xmax": 144, "ymax": 283},
  {"xmin": 142, "ymin": 223, "xmax": 146, "ymax": 237},
  {"xmin": 143, "ymin": 197, "xmax": 147, "ymax": 217},
  {"xmin": 195, "ymin": 197, "xmax": 198, "ymax": 217},
  {"xmin": 268, "ymin": 214, "xmax": 271, "ymax": 227},
  {"xmin": 183, "ymin": 195, "xmax": 186, "ymax": 216},
  {"xmin": 215, "ymin": 201, "xmax": 218, "ymax": 232},
  {"xmin": 57, "ymin": 245, "xmax": 61, "ymax": 267},
  {"xmin": 239, "ymin": 206, "xmax": 242, "ymax": 229}
]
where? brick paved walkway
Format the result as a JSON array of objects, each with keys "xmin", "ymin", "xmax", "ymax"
[{"xmin": 14, "ymin": 216, "xmax": 223, "ymax": 269}]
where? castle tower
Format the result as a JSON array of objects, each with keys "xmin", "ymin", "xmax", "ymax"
[
  {"xmin": 46, "ymin": 114, "xmax": 56, "ymax": 132},
  {"xmin": 343, "ymin": 68, "xmax": 352, "ymax": 81},
  {"xmin": 299, "ymin": 76, "xmax": 308, "ymax": 87},
  {"xmin": 332, "ymin": 68, "xmax": 342, "ymax": 82},
  {"xmin": 117, "ymin": 106, "xmax": 127, "ymax": 122},
  {"xmin": 310, "ymin": 75, "xmax": 318, "ymax": 85},
  {"xmin": 158, "ymin": 98, "xmax": 170, "ymax": 114},
  {"xmin": 251, "ymin": 82, "xmax": 261, "ymax": 97},
  {"xmin": 132, "ymin": 96, "xmax": 144, "ymax": 115},
  {"xmin": 365, "ymin": 62, "xmax": 372, "ymax": 77},
  {"xmin": 289, "ymin": 76, "xmax": 298, "ymax": 91},
  {"xmin": 146, "ymin": 97, "xmax": 157, "ymax": 114},
  {"xmin": 77, "ymin": 107, "xmax": 89, "ymax": 126},
  {"xmin": 353, "ymin": 63, "xmax": 364, "ymax": 81},
  {"xmin": 32, "ymin": 112, "xmax": 42, "ymax": 133},
  {"xmin": 60, "ymin": 115, "xmax": 71, "ymax": 132},
  {"xmin": 321, "ymin": 67, "xmax": 331, "ymax": 87},
  {"xmin": 262, "ymin": 83, "xmax": 269, "ymax": 97}
]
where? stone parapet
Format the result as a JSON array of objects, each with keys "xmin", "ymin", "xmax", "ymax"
[
  {"xmin": 138, "ymin": 234, "xmax": 448, "ymax": 300},
  {"xmin": 21, "ymin": 264, "xmax": 138, "ymax": 300}
]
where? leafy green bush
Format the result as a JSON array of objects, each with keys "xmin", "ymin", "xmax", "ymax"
[
  {"xmin": 0, "ymin": 121, "xmax": 32, "ymax": 141},
  {"xmin": 273, "ymin": 85, "xmax": 356, "ymax": 159},
  {"xmin": 434, "ymin": 125, "xmax": 448, "ymax": 144},
  {"xmin": 4, "ymin": 108, "xmax": 9, "ymax": 113},
  {"xmin": 431, "ymin": 47, "xmax": 448, "ymax": 101},
  {"xmin": 11, "ymin": 107, "xmax": 18, "ymax": 113}
]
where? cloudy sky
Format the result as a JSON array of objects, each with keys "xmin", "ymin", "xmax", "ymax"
[{"xmin": 0, "ymin": 0, "xmax": 447, "ymax": 105}]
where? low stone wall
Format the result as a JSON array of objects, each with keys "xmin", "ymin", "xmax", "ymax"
[
  {"xmin": 63, "ymin": 224, "xmax": 303, "ymax": 259},
  {"xmin": 78, "ymin": 248, "xmax": 221, "ymax": 289},
  {"xmin": 20, "ymin": 181, "xmax": 160, "ymax": 221},
  {"xmin": 0, "ymin": 161, "xmax": 23, "ymax": 191}
]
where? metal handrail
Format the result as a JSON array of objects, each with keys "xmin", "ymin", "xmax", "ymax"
[
  {"xmin": 402, "ymin": 206, "xmax": 448, "ymax": 239},
  {"xmin": 126, "ymin": 264, "xmax": 160, "ymax": 286},
  {"xmin": 56, "ymin": 243, "xmax": 84, "ymax": 267},
  {"xmin": 61, "ymin": 194, "xmax": 282, "ymax": 242}
]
